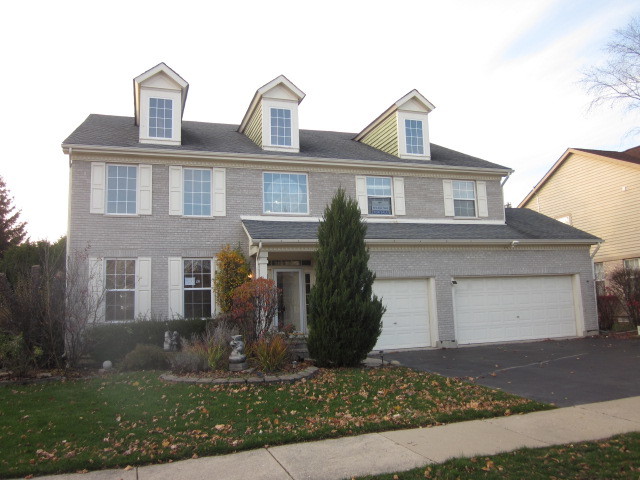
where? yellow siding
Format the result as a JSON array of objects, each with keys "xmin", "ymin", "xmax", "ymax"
[
  {"xmin": 245, "ymin": 103, "xmax": 262, "ymax": 147},
  {"xmin": 361, "ymin": 112, "xmax": 399, "ymax": 157},
  {"xmin": 522, "ymin": 153, "xmax": 640, "ymax": 263}
]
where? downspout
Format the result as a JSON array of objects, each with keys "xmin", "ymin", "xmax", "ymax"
[
  {"xmin": 500, "ymin": 171, "xmax": 512, "ymax": 187},
  {"xmin": 255, "ymin": 241, "xmax": 263, "ymax": 277},
  {"xmin": 590, "ymin": 242, "xmax": 602, "ymax": 259}
]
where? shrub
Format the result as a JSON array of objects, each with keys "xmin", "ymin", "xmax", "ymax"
[
  {"xmin": 307, "ymin": 188, "xmax": 385, "ymax": 367},
  {"xmin": 608, "ymin": 267, "xmax": 640, "ymax": 327},
  {"xmin": 119, "ymin": 344, "xmax": 168, "ymax": 371},
  {"xmin": 0, "ymin": 332, "xmax": 41, "ymax": 377},
  {"xmin": 213, "ymin": 245, "xmax": 251, "ymax": 313},
  {"xmin": 88, "ymin": 317, "xmax": 211, "ymax": 363},
  {"xmin": 230, "ymin": 278, "xmax": 279, "ymax": 345},
  {"xmin": 597, "ymin": 294, "xmax": 619, "ymax": 330},
  {"xmin": 168, "ymin": 341, "xmax": 208, "ymax": 373},
  {"xmin": 250, "ymin": 334, "xmax": 289, "ymax": 372},
  {"xmin": 202, "ymin": 320, "xmax": 237, "ymax": 370}
]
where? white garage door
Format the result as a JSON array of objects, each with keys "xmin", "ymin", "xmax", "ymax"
[
  {"xmin": 454, "ymin": 276, "xmax": 577, "ymax": 345},
  {"xmin": 372, "ymin": 279, "xmax": 430, "ymax": 350}
]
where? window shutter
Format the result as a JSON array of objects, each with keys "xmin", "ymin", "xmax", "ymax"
[
  {"xmin": 88, "ymin": 257, "xmax": 104, "ymax": 322},
  {"xmin": 355, "ymin": 176, "xmax": 368, "ymax": 214},
  {"xmin": 393, "ymin": 177, "xmax": 406, "ymax": 216},
  {"xmin": 169, "ymin": 166, "xmax": 183, "ymax": 216},
  {"xmin": 138, "ymin": 165, "xmax": 153, "ymax": 215},
  {"xmin": 213, "ymin": 168, "xmax": 226, "ymax": 217},
  {"xmin": 476, "ymin": 181, "xmax": 488, "ymax": 217},
  {"xmin": 443, "ymin": 179, "xmax": 454, "ymax": 217},
  {"xmin": 90, "ymin": 163, "xmax": 106, "ymax": 214},
  {"xmin": 136, "ymin": 257, "xmax": 151, "ymax": 318},
  {"xmin": 168, "ymin": 257, "xmax": 183, "ymax": 318}
]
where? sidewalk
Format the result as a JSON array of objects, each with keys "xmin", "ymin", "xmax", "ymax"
[{"xmin": 31, "ymin": 396, "xmax": 640, "ymax": 480}]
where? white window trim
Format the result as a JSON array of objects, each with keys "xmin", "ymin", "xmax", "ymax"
[
  {"xmin": 443, "ymin": 179, "xmax": 489, "ymax": 219},
  {"xmin": 139, "ymin": 89, "xmax": 182, "ymax": 146},
  {"xmin": 397, "ymin": 111, "xmax": 431, "ymax": 160},
  {"xmin": 104, "ymin": 164, "xmax": 140, "ymax": 217},
  {"xmin": 262, "ymin": 171, "xmax": 310, "ymax": 215},
  {"xmin": 452, "ymin": 180, "xmax": 477, "ymax": 218},
  {"xmin": 103, "ymin": 257, "xmax": 152, "ymax": 323},
  {"xmin": 168, "ymin": 257, "xmax": 216, "ymax": 319},
  {"xmin": 182, "ymin": 258, "xmax": 215, "ymax": 319},
  {"xmin": 183, "ymin": 167, "xmax": 214, "ymax": 218},
  {"xmin": 169, "ymin": 166, "xmax": 226, "ymax": 217},
  {"xmin": 356, "ymin": 176, "xmax": 406, "ymax": 217},
  {"xmin": 261, "ymin": 98, "xmax": 300, "ymax": 152}
]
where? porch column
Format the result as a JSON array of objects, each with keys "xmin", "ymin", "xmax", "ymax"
[{"xmin": 257, "ymin": 251, "xmax": 269, "ymax": 278}]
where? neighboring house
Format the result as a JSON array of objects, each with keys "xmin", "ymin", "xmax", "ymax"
[
  {"xmin": 62, "ymin": 63, "xmax": 600, "ymax": 350},
  {"xmin": 519, "ymin": 146, "xmax": 640, "ymax": 294}
]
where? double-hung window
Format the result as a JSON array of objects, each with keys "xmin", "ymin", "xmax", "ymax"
[
  {"xmin": 105, "ymin": 259, "xmax": 136, "ymax": 321},
  {"xmin": 149, "ymin": 98, "xmax": 173, "ymax": 139},
  {"xmin": 183, "ymin": 259, "xmax": 213, "ymax": 318},
  {"xmin": 594, "ymin": 262, "xmax": 606, "ymax": 295},
  {"xmin": 270, "ymin": 108, "xmax": 292, "ymax": 146},
  {"xmin": 107, "ymin": 165, "xmax": 137, "ymax": 215},
  {"xmin": 452, "ymin": 180, "xmax": 476, "ymax": 217},
  {"xmin": 405, "ymin": 119, "xmax": 424, "ymax": 155},
  {"xmin": 263, "ymin": 172, "xmax": 308, "ymax": 214},
  {"xmin": 367, "ymin": 177, "xmax": 393, "ymax": 215},
  {"xmin": 183, "ymin": 168, "xmax": 212, "ymax": 216},
  {"xmin": 623, "ymin": 258, "xmax": 640, "ymax": 270}
]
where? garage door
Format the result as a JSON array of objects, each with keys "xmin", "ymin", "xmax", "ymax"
[
  {"xmin": 454, "ymin": 276, "xmax": 577, "ymax": 345},
  {"xmin": 372, "ymin": 279, "xmax": 430, "ymax": 350}
]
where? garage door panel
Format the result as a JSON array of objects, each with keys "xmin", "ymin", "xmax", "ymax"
[
  {"xmin": 373, "ymin": 279, "xmax": 430, "ymax": 350},
  {"xmin": 455, "ymin": 276, "xmax": 576, "ymax": 345}
]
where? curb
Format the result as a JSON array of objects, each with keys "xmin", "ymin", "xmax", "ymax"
[{"xmin": 159, "ymin": 366, "xmax": 320, "ymax": 385}]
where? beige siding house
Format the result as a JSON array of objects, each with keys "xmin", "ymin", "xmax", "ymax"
[{"xmin": 519, "ymin": 146, "xmax": 640, "ymax": 290}]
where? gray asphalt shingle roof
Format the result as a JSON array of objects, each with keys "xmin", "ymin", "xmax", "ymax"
[
  {"xmin": 242, "ymin": 209, "xmax": 600, "ymax": 243},
  {"xmin": 63, "ymin": 114, "xmax": 510, "ymax": 170}
]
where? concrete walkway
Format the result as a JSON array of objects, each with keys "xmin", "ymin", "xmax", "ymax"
[{"xmin": 31, "ymin": 396, "xmax": 640, "ymax": 480}]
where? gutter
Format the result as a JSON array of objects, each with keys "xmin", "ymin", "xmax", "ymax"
[
  {"xmin": 60, "ymin": 143, "xmax": 513, "ymax": 176},
  {"xmin": 500, "ymin": 171, "xmax": 512, "ymax": 187},
  {"xmin": 590, "ymin": 241, "xmax": 603, "ymax": 259},
  {"xmin": 247, "ymin": 237, "xmax": 599, "ymax": 247}
]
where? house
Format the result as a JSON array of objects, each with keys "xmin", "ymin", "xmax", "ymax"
[
  {"xmin": 62, "ymin": 63, "xmax": 600, "ymax": 350},
  {"xmin": 519, "ymin": 146, "xmax": 640, "ymax": 294}
]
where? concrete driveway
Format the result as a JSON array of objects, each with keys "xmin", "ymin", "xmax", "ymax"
[{"xmin": 386, "ymin": 336, "xmax": 640, "ymax": 406}]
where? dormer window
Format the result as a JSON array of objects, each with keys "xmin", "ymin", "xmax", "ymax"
[
  {"xmin": 149, "ymin": 98, "xmax": 173, "ymax": 138},
  {"xmin": 238, "ymin": 75, "xmax": 305, "ymax": 153},
  {"xmin": 133, "ymin": 63, "xmax": 188, "ymax": 146},
  {"xmin": 270, "ymin": 108, "xmax": 292, "ymax": 146},
  {"xmin": 405, "ymin": 119, "xmax": 424, "ymax": 155}
]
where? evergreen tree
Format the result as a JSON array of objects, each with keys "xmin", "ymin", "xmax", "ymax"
[
  {"xmin": 307, "ymin": 188, "xmax": 385, "ymax": 367},
  {"xmin": 0, "ymin": 176, "xmax": 27, "ymax": 257}
]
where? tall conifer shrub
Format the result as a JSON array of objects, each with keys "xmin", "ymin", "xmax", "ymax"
[{"xmin": 307, "ymin": 188, "xmax": 384, "ymax": 367}]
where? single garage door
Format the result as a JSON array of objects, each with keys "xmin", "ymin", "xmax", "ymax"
[
  {"xmin": 372, "ymin": 279, "xmax": 430, "ymax": 350},
  {"xmin": 454, "ymin": 276, "xmax": 577, "ymax": 345}
]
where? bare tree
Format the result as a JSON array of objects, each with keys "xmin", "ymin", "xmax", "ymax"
[{"xmin": 582, "ymin": 17, "xmax": 640, "ymax": 113}]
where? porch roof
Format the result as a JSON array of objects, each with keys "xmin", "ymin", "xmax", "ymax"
[{"xmin": 242, "ymin": 208, "xmax": 601, "ymax": 246}]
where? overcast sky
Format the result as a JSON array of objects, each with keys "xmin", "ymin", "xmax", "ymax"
[{"xmin": 2, "ymin": 0, "xmax": 639, "ymax": 241}]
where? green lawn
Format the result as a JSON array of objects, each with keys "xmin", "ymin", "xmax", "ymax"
[
  {"xmin": 0, "ymin": 367, "xmax": 550, "ymax": 478},
  {"xmin": 355, "ymin": 432, "xmax": 640, "ymax": 479}
]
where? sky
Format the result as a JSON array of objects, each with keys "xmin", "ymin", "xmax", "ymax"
[{"xmin": 1, "ymin": 0, "xmax": 639, "ymax": 241}]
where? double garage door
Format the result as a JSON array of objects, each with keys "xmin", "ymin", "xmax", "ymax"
[{"xmin": 371, "ymin": 275, "xmax": 578, "ymax": 351}]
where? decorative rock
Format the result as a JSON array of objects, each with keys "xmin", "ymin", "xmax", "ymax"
[{"xmin": 102, "ymin": 360, "xmax": 113, "ymax": 370}]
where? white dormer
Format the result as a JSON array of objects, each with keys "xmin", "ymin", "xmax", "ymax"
[
  {"xmin": 238, "ymin": 75, "xmax": 305, "ymax": 153},
  {"xmin": 134, "ymin": 63, "xmax": 189, "ymax": 146},
  {"xmin": 355, "ymin": 90, "xmax": 435, "ymax": 160}
]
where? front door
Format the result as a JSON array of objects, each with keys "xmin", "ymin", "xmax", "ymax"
[{"xmin": 275, "ymin": 269, "xmax": 306, "ymax": 333}]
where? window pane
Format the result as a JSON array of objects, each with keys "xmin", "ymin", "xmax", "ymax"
[
  {"xmin": 105, "ymin": 260, "xmax": 136, "ymax": 321},
  {"xmin": 106, "ymin": 165, "xmax": 137, "ymax": 215},
  {"xmin": 454, "ymin": 199, "xmax": 476, "ymax": 217},
  {"xmin": 263, "ymin": 173, "xmax": 308, "ymax": 214},
  {"xmin": 149, "ymin": 98, "xmax": 173, "ymax": 139},
  {"xmin": 183, "ymin": 259, "xmax": 212, "ymax": 318},
  {"xmin": 405, "ymin": 119, "xmax": 424, "ymax": 154},
  {"xmin": 366, "ymin": 177, "xmax": 393, "ymax": 215},
  {"xmin": 368, "ymin": 197, "xmax": 392, "ymax": 215},
  {"xmin": 270, "ymin": 108, "xmax": 292, "ymax": 146},
  {"xmin": 183, "ymin": 168, "xmax": 212, "ymax": 216}
]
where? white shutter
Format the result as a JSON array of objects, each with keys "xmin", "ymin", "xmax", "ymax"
[
  {"xmin": 88, "ymin": 257, "xmax": 104, "ymax": 322},
  {"xmin": 443, "ymin": 179, "xmax": 454, "ymax": 217},
  {"xmin": 90, "ymin": 163, "xmax": 106, "ymax": 214},
  {"xmin": 393, "ymin": 177, "xmax": 406, "ymax": 216},
  {"xmin": 138, "ymin": 165, "xmax": 153, "ymax": 215},
  {"xmin": 355, "ymin": 176, "xmax": 368, "ymax": 214},
  {"xmin": 169, "ymin": 166, "xmax": 183, "ymax": 216},
  {"xmin": 136, "ymin": 257, "xmax": 151, "ymax": 318},
  {"xmin": 476, "ymin": 181, "xmax": 488, "ymax": 217},
  {"xmin": 168, "ymin": 257, "xmax": 183, "ymax": 318},
  {"xmin": 212, "ymin": 168, "xmax": 226, "ymax": 217}
]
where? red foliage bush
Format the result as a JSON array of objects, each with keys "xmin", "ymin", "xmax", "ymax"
[{"xmin": 229, "ymin": 278, "xmax": 280, "ymax": 345}]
